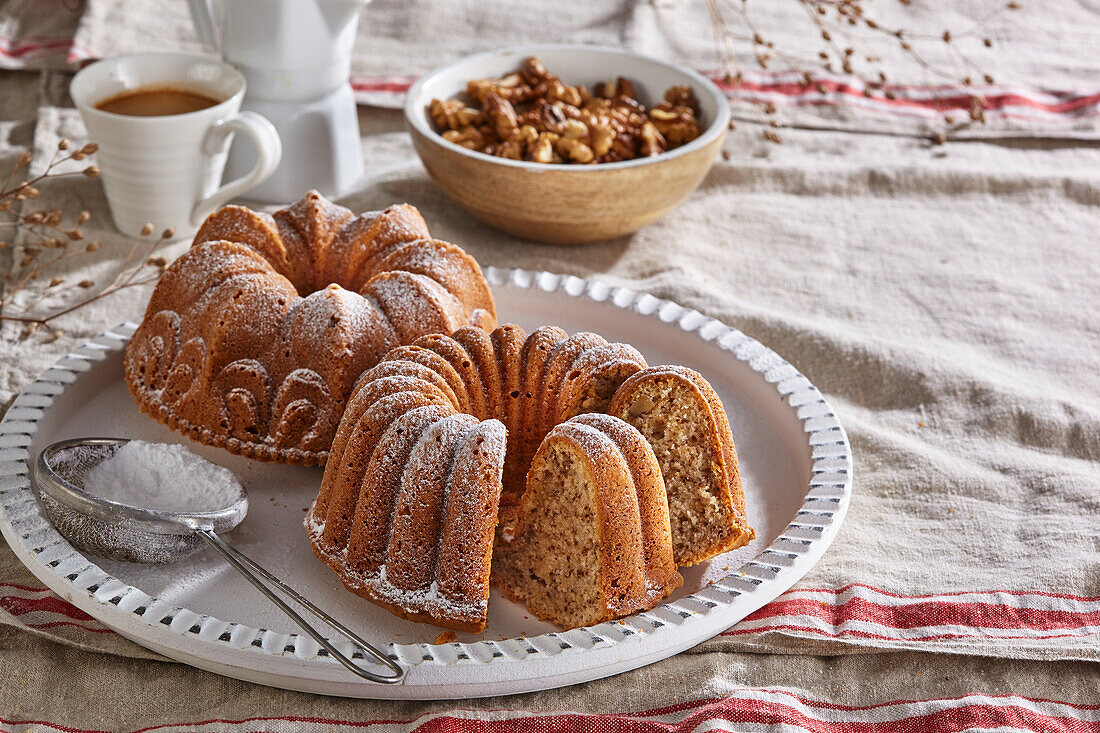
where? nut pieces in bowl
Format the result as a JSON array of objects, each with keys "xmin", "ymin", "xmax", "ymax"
[
  {"xmin": 405, "ymin": 44, "xmax": 730, "ymax": 243},
  {"xmin": 428, "ymin": 56, "xmax": 703, "ymax": 165}
]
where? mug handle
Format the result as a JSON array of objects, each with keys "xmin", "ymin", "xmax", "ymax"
[{"xmin": 191, "ymin": 111, "xmax": 282, "ymax": 226}]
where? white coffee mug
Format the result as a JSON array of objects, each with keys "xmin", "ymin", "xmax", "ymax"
[{"xmin": 71, "ymin": 53, "xmax": 282, "ymax": 238}]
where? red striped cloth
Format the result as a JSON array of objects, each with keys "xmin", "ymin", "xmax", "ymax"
[
  {"xmin": 727, "ymin": 584, "xmax": 1100, "ymax": 644},
  {"xmin": 348, "ymin": 71, "xmax": 1100, "ymax": 127},
  {"xmin": 6, "ymin": 578, "xmax": 1097, "ymax": 656},
  {"xmin": 2, "ymin": 34, "xmax": 1098, "ymax": 129},
  {"xmin": 2, "ymin": 691, "xmax": 1098, "ymax": 732},
  {"xmin": 0, "ymin": 581, "xmax": 111, "ymax": 635}
]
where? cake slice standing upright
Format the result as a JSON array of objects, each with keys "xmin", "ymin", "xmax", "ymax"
[{"xmin": 609, "ymin": 365, "xmax": 754, "ymax": 565}]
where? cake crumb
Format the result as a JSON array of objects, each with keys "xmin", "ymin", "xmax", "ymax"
[{"xmin": 433, "ymin": 631, "xmax": 457, "ymax": 644}]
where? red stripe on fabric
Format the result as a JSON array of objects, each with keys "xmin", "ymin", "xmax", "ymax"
[
  {"xmin": 744, "ymin": 596, "xmax": 1100, "ymax": 632},
  {"xmin": 349, "ymin": 74, "xmax": 1099, "ymax": 116},
  {"xmin": 799, "ymin": 583, "xmax": 1100, "ymax": 603},
  {"xmin": 0, "ymin": 594, "xmax": 95, "ymax": 621},
  {"xmin": 0, "ymin": 581, "xmax": 50, "ymax": 593},
  {"xmin": 0, "ymin": 37, "xmax": 73, "ymax": 59},
  {"xmin": 632, "ymin": 698, "xmax": 1098, "ymax": 733},
  {"xmin": 720, "ymin": 622, "xmax": 1098, "ymax": 642},
  {"xmin": 0, "ymin": 36, "xmax": 74, "ymax": 49},
  {"xmin": 719, "ymin": 96, "xmax": 1100, "ymax": 123},
  {"xmin": 711, "ymin": 76, "xmax": 1100, "ymax": 114},
  {"xmin": 351, "ymin": 80, "xmax": 414, "ymax": 93},
  {"xmin": 347, "ymin": 73, "xmax": 1098, "ymax": 118},
  {"xmin": 633, "ymin": 691, "xmax": 1100, "ymax": 716},
  {"xmin": 8, "ymin": 697, "xmax": 1099, "ymax": 733},
  {"xmin": 23, "ymin": 619, "xmax": 113, "ymax": 634}
]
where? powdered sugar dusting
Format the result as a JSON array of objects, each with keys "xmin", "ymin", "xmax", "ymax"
[{"xmin": 82, "ymin": 441, "xmax": 242, "ymax": 513}]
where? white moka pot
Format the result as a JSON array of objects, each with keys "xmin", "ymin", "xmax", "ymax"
[{"xmin": 188, "ymin": 0, "xmax": 369, "ymax": 203}]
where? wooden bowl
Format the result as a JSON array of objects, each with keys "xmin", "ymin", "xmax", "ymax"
[{"xmin": 405, "ymin": 45, "xmax": 729, "ymax": 244}]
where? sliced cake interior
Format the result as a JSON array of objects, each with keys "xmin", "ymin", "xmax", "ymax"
[
  {"xmin": 493, "ymin": 416, "xmax": 682, "ymax": 628},
  {"xmin": 610, "ymin": 366, "xmax": 754, "ymax": 566}
]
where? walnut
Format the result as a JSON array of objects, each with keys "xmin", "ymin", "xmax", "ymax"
[
  {"xmin": 496, "ymin": 138, "xmax": 523, "ymax": 160},
  {"xmin": 430, "ymin": 56, "xmax": 704, "ymax": 164},
  {"xmin": 589, "ymin": 124, "xmax": 614, "ymax": 157},
  {"xmin": 639, "ymin": 121, "xmax": 667, "ymax": 156},
  {"xmin": 529, "ymin": 133, "xmax": 558, "ymax": 163},
  {"xmin": 648, "ymin": 103, "xmax": 701, "ymax": 147},
  {"xmin": 664, "ymin": 85, "xmax": 700, "ymax": 114},
  {"xmin": 429, "ymin": 98, "xmax": 459, "ymax": 130},
  {"xmin": 484, "ymin": 93, "xmax": 520, "ymax": 141},
  {"xmin": 547, "ymin": 79, "xmax": 583, "ymax": 107},
  {"xmin": 536, "ymin": 99, "xmax": 566, "ymax": 132},
  {"xmin": 518, "ymin": 124, "xmax": 539, "ymax": 147},
  {"xmin": 521, "ymin": 56, "xmax": 553, "ymax": 85},
  {"xmin": 429, "ymin": 98, "xmax": 479, "ymax": 131},
  {"xmin": 555, "ymin": 136, "xmax": 595, "ymax": 163},
  {"xmin": 595, "ymin": 77, "xmax": 637, "ymax": 100},
  {"xmin": 467, "ymin": 76, "xmax": 539, "ymax": 105},
  {"xmin": 562, "ymin": 119, "xmax": 588, "ymax": 139},
  {"xmin": 442, "ymin": 126, "xmax": 485, "ymax": 150}
]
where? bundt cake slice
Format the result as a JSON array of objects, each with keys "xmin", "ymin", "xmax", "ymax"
[
  {"xmin": 308, "ymin": 404, "xmax": 507, "ymax": 632},
  {"xmin": 306, "ymin": 324, "xmax": 754, "ymax": 632},
  {"xmin": 609, "ymin": 365, "xmax": 755, "ymax": 565},
  {"xmin": 493, "ymin": 414, "xmax": 683, "ymax": 628},
  {"xmin": 125, "ymin": 191, "xmax": 496, "ymax": 466}
]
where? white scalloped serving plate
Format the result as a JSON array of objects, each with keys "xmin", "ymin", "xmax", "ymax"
[{"xmin": 0, "ymin": 267, "xmax": 851, "ymax": 699}]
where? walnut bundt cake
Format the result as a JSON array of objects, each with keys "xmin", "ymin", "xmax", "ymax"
[
  {"xmin": 124, "ymin": 191, "xmax": 496, "ymax": 466},
  {"xmin": 306, "ymin": 323, "xmax": 753, "ymax": 631},
  {"xmin": 492, "ymin": 413, "xmax": 683, "ymax": 628}
]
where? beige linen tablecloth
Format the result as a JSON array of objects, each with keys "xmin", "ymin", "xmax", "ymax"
[{"xmin": 1, "ymin": 1, "xmax": 1099, "ymax": 730}]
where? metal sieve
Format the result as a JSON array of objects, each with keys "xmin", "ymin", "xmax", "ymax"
[{"xmin": 33, "ymin": 437, "xmax": 404, "ymax": 683}]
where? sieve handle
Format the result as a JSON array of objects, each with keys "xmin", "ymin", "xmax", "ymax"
[{"xmin": 194, "ymin": 529, "xmax": 404, "ymax": 683}]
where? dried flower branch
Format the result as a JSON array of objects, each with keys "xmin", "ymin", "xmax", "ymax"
[
  {"xmin": 707, "ymin": 0, "xmax": 1021, "ymax": 143},
  {"xmin": 0, "ymin": 141, "xmax": 170, "ymax": 339}
]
